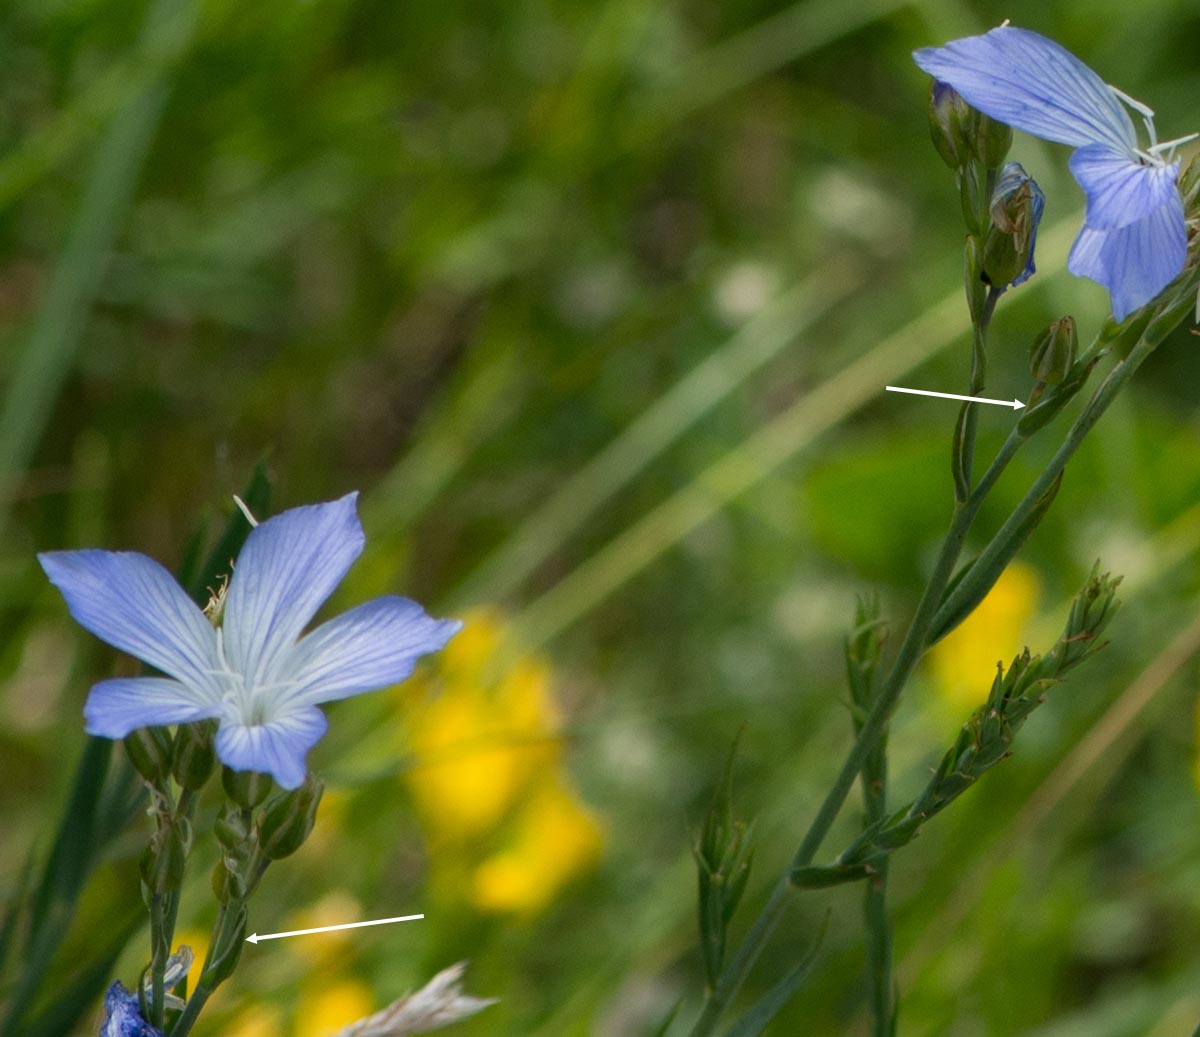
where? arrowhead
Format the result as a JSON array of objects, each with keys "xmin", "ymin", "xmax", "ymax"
[
  {"xmin": 246, "ymin": 933, "xmax": 258, "ymax": 944},
  {"xmin": 1012, "ymin": 399, "xmax": 1025, "ymax": 410}
]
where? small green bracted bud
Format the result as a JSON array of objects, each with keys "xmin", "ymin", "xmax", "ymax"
[
  {"xmin": 124, "ymin": 726, "xmax": 174, "ymax": 783},
  {"xmin": 973, "ymin": 111, "xmax": 1013, "ymax": 169},
  {"xmin": 928, "ymin": 81, "xmax": 973, "ymax": 169},
  {"xmin": 214, "ymin": 802, "xmax": 252, "ymax": 849},
  {"xmin": 172, "ymin": 720, "xmax": 216, "ymax": 791},
  {"xmin": 258, "ymin": 775, "xmax": 324, "ymax": 860},
  {"xmin": 222, "ymin": 766, "xmax": 273, "ymax": 810},
  {"xmin": 1030, "ymin": 317, "xmax": 1077, "ymax": 385},
  {"xmin": 1029, "ymin": 317, "xmax": 1078, "ymax": 404}
]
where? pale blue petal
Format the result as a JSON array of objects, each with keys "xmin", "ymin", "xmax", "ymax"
[
  {"xmin": 39, "ymin": 550, "xmax": 219, "ymax": 691},
  {"xmin": 1068, "ymin": 198, "xmax": 1187, "ymax": 320},
  {"xmin": 1069, "ymin": 145, "xmax": 1181, "ymax": 229},
  {"xmin": 914, "ymin": 27, "xmax": 1136, "ymax": 153},
  {"xmin": 215, "ymin": 707, "xmax": 328, "ymax": 789},
  {"xmin": 280, "ymin": 597, "xmax": 462, "ymax": 709},
  {"xmin": 84, "ymin": 676, "xmax": 220, "ymax": 738},
  {"xmin": 222, "ymin": 493, "xmax": 364, "ymax": 689}
]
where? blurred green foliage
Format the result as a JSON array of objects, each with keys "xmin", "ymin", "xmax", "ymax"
[{"xmin": 2, "ymin": 0, "xmax": 1200, "ymax": 1034}]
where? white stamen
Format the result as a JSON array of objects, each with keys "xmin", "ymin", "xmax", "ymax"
[
  {"xmin": 1109, "ymin": 84, "xmax": 1157, "ymax": 148},
  {"xmin": 1148, "ymin": 132, "xmax": 1200, "ymax": 158},
  {"xmin": 233, "ymin": 494, "xmax": 259, "ymax": 527}
]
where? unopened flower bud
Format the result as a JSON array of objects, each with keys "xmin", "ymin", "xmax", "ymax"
[
  {"xmin": 258, "ymin": 775, "xmax": 324, "ymax": 860},
  {"xmin": 1029, "ymin": 317, "xmax": 1077, "ymax": 402},
  {"xmin": 172, "ymin": 720, "xmax": 215, "ymax": 791},
  {"xmin": 214, "ymin": 802, "xmax": 251, "ymax": 848},
  {"xmin": 973, "ymin": 112, "xmax": 1013, "ymax": 168},
  {"xmin": 223, "ymin": 766, "xmax": 273, "ymax": 809},
  {"xmin": 200, "ymin": 906, "xmax": 247, "ymax": 987},
  {"xmin": 982, "ymin": 162, "xmax": 1044, "ymax": 289},
  {"xmin": 928, "ymin": 81, "xmax": 973, "ymax": 169},
  {"xmin": 124, "ymin": 726, "xmax": 174, "ymax": 783},
  {"xmin": 140, "ymin": 822, "xmax": 187, "ymax": 893}
]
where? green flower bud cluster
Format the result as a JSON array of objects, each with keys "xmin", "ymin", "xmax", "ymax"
[
  {"xmin": 212, "ymin": 771, "xmax": 324, "ymax": 904},
  {"xmin": 693, "ymin": 741, "xmax": 755, "ymax": 990},
  {"xmin": 793, "ymin": 568, "xmax": 1122, "ymax": 890},
  {"xmin": 928, "ymin": 83, "xmax": 1011, "ymax": 174}
]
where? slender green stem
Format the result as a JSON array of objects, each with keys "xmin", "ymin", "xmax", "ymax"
[
  {"xmin": 168, "ymin": 981, "xmax": 213, "ymax": 1037},
  {"xmin": 931, "ymin": 334, "xmax": 1154, "ymax": 635},
  {"xmin": 957, "ymin": 286, "xmax": 1000, "ymax": 494},
  {"xmin": 689, "ymin": 321, "xmax": 1164, "ymax": 1036},
  {"xmin": 689, "ymin": 434, "xmax": 1022, "ymax": 1036},
  {"xmin": 169, "ymin": 897, "xmax": 237, "ymax": 1037},
  {"xmin": 859, "ymin": 720, "xmax": 892, "ymax": 1035},
  {"xmin": 149, "ymin": 893, "xmax": 167, "ymax": 1027}
]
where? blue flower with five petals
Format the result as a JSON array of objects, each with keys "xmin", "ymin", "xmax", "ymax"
[
  {"xmin": 915, "ymin": 25, "xmax": 1195, "ymax": 321},
  {"xmin": 41, "ymin": 493, "xmax": 460, "ymax": 789}
]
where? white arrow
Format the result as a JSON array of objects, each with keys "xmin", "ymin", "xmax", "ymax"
[
  {"xmin": 885, "ymin": 385, "xmax": 1025, "ymax": 410},
  {"xmin": 246, "ymin": 913, "xmax": 424, "ymax": 944}
]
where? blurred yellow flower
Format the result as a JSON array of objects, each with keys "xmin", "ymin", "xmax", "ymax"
[
  {"xmin": 405, "ymin": 610, "xmax": 562, "ymax": 841},
  {"xmin": 929, "ymin": 562, "xmax": 1041, "ymax": 713},
  {"xmin": 226, "ymin": 1003, "xmax": 283, "ymax": 1037},
  {"xmin": 284, "ymin": 889, "xmax": 364, "ymax": 969},
  {"xmin": 294, "ymin": 978, "xmax": 374, "ymax": 1037},
  {"xmin": 472, "ymin": 778, "xmax": 604, "ymax": 915},
  {"xmin": 400, "ymin": 609, "xmax": 605, "ymax": 916},
  {"xmin": 172, "ymin": 926, "xmax": 209, "ymax": 996}
]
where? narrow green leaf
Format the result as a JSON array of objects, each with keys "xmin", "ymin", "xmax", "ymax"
[
  {"xmin": 721, "ymin": 916, "xmax": 828, "ymax": 1037},
  {"xmin": 652, "ymin": 1001, "xmax": 682, "ymax": 1037}
]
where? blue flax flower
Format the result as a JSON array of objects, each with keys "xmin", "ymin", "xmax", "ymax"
[
  {"xmin": 41, "ymin": 493, "xmax": 460, "ymax": 789},
  {"xmin": 100, "ymin": 982, "xmax": 162, "ymax": 1037},
  {"xmin": 914, "ymin": 26, "xmax": 1194, "ymax": 321}
]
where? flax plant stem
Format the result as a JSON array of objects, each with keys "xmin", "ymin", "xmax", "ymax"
[
  {"xmin": 958, "ymin": 286, "xmax": 1001, "ymax": 494},
  {"xmin": 688, "ymin": 320, "xmax": 1165, "ymax": 1037},
  {"xmin": 149, "ymin": 894, "xmax": 167, "ymax": 1027},
  {"xmin": 859, "ymin": 706, "xmax": 892, "ymax": 1034}
]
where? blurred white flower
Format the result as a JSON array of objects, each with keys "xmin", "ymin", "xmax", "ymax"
[{"xmin": 329, "ymin": 963, "xmax": 496, "ymax": 1037}]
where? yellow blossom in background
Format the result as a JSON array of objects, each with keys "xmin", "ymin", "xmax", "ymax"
[
  {"xmin": 284, "ymin": 889, "xmax": 364, "ymax": 969},
  {"xmin": 226, "ymin": 1003, "xmax": 284, "ymax": 1037},
  {"xmin": 405, "ymin": 610, "xmax": 562, "ymax": 841},
  {"xmin": 472, "ymin": 778, "xmax": 605, "ymax": 915},
  {"xmin": 173, "ymin": 927, "xmax": 209, "ymax": 998},
  {"xmin": 929, "ymin": 562, "xmax": 1042, "ymax": 713},
  {"xmin": 294, "ymin": 978, "xmax": 375, "ymax": 1037},
  {"xmin": 302, "ymin": 786, "xmax": 349, "ymax": 858},
  {"xmin": 401, "ymin": 609, "xmax": 605, "ymax": 916}
]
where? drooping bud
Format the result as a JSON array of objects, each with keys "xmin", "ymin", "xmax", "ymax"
[
  {"xmin": 928, "ymin": 81, "xmax": 973, "ymax": 169},
  {"xmin": 222, "ymin": 766, "xmax": 273, "ymax": 810},
  {"xmin": 1029, "ymin": 317, "xmax": 1078, "ymax": 404},
  {"xmin": 124, "ymin": 726, "xmax": 174, "ymax": 783},
  {"xmin": 973, "ymin": 112, "xmax": 1013, "ymax": 169},
  {"xmin": 258, "ymin": 775, "xmax": 325, "ymax": 860},
  {"xmin": 982, "ymin": 162, "xmax": 1044, "ymax": 289},
  {"xmin": 172, "ymin": 720, "xmax": 216, "ymax": 791}
]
